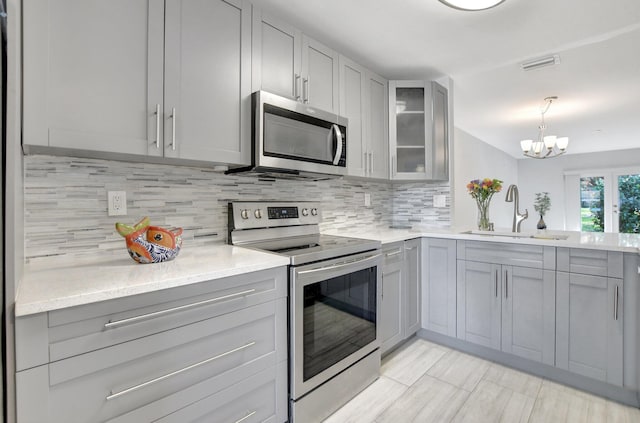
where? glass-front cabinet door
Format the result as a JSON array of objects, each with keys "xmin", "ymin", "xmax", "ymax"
[{"xmin": 388, "ymin": 80, "xmax": 449, "ymax": 181}]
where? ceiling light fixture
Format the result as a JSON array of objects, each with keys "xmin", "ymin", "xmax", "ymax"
[
  {"xmin": 439, "ymin": 0, "xmax": 506, "ymax": 11},
  {"xmin": 521, "ymin": 55, "xmax": 561, "ymax": 71},
  {"xmin": 520, "ymin": 96, "xmax": 569, "ymax": 159}
]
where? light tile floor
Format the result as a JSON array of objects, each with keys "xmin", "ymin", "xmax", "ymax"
[{"xmin": 323, "ymin": 337, "xmax": 640, "ymax": 423}]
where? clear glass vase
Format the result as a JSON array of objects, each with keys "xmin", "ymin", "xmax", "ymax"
[{"xmin": 476, "ymin": 199, "xmax": 492, "ymax": 231}]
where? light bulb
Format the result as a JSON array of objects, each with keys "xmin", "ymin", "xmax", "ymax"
[
  {"xmin": 556, "ymin": 137, "xmax": 569, "ymax": 150},
  {"xmin": 543, "ymin": 135, "xmax": 557, "ymax": 150},
  {"xmin": 520, "ymin": 140, "xmax": 533, "ymax": 153}
]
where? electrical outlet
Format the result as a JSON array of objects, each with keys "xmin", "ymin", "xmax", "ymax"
[
  {"xmin": 433, "ymin": 194, "xmax": 447, "ymax": 208},
  {"xmin": 364, "ymin": 193, "xmax": 371, "ymax": 207},
  {"xmin": 108, "ymin": 191, "xmax": 127, "ymax": 216}
]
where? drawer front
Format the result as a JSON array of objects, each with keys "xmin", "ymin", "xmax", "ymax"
[
  {"xmin": 149, "ymin": 361, "xmax": 287, "ymax": 423},
  {"xmin": 382, "ymin": 242, "xmax": 405, "ymax": 266},
  {"xmin": 42, "ymin": 299, "xmax": 286, "ymax": 423},
  {"xmin": 458, "ymin": 240, "xmax": 555, "ymax": 269},
  {"xmin": 17, "ymin": 267, "xmax": 286, "ymax": 370},
  {"xmin": 557, "ymin": 248, "xmax": 623, "ymax": 277}
]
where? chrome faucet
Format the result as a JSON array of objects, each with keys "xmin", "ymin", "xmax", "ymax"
[{"xmin": 505, "ymin": 184, "xmax": 528, "ymax": 232}]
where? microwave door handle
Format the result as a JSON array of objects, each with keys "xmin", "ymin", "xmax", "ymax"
[{"xmin": 331, "ymin": 124, "xmax": 343, "ymax": 165}]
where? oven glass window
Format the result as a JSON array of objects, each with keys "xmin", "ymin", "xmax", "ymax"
[{"xmin": 303, "ymin": 267, "xmax": 377, "ymax": 381}]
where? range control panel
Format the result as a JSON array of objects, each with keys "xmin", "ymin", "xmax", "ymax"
[{"xmin": 229, "ymin": 201, "xmax": 321, "ymax": 230}]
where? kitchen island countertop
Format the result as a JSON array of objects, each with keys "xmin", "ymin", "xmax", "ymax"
[{"xmin": 16, "ymin": 245, "xmax": 289, "ymax": 317}]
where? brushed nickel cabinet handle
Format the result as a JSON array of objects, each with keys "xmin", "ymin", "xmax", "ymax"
[
  {"xmin": 385, "ymin": 249, "xmax": 403, "ymax": 257},
  {"xmin": 495, "ymin": 270, "xmax": 498, "ymax": 298},
  {"xmin": 614, "ymin": 285, "xmax": 619, "ymax": 321},
  {"xmin": 104, "ymin": 288, "xmax": 256, "ymax": 329},
  {"xmin": 303, "ymin": 77, "xmax": 309, "ymax": 103},
  {"xmin": 294, "ymin": 73, "xmax": 301, "ymax": 100},
  {"xmin": 170, "ymin": 107, "xmax": 177, "ymax": 150},
  {"xmin": 154, "ymin": 104, "xmax": 161, "ymax": 149},
  {"xmin": 369, "ymin": 152, "xmax": 374, "ymax": 173},
  {"xmin": 106, "ymin": 341, "xmax": 255, "ymax": 401},
  {"xmin": 234, "ymin": 411, "xmax": 257, "ymax": 423},
  {"xmin": 504, "ymin": 270, "xmax": 508, "ymax": 299}
]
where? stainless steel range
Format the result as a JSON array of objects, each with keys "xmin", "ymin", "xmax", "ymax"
[{"xmin": 228, "ymin": 201, "xmax": 382, "ymax": 423}]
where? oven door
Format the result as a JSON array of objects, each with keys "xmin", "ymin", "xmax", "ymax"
[{"xmin": 290, "ymin": 250, "xmax": 382, "ymax": 400}]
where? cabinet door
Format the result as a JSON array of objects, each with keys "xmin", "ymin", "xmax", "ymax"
[
  {"xmin": 423, "ymin": 238, "xmax": 457, "ymax": 337},
  {"xmin": 456, "ymin": 260, "xmax": 501, "ymax": 350},
  {"xmin": 388, "ymin": 80, "xmax": 430, "ymax": 181},
  {"xmin": 23, "ymin": 0, "xmax": 164, "ymax": 155},
  {"xmin": 339, "ymin": 56, "xmax": 366, "ymax": 177},
  {"xmin": 301, "ymin": 36, "xmax": 339, "ymax": 112},
  {"xmin": 164, "ymin": 0, "xmax": 251, "ymax": 165},
  {"xmin": 381, "ymin": 244, "xmax": 404, "ymax": 354},
  {"xmin": 501, "ymin": 266, "xmax": 555, "ymax": 365},
  {"xmin": 431, "ymin": 82, "xmax": 449, "ymax": 180},
  {"xmin": 404, "ymin": 239, "xmax": 421, "ymax": 337},
  {"xmin": 556, "ymin": 272, "xmax": 623, "ymax": 386},
  {"xmin": 252, "ymin": 11, "xmax": 301, "ymax": 100},
  {"xmin": 367, "ymin": 72, "xmax": 389, "ymax": 179}
]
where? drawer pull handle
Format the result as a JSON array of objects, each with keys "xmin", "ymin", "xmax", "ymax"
[
  {"xmin": 234, "ymin": 410, "xmax": 256, "ymax": 423},
  {"xmin": 106, "ymin": 341, "xmax": 256, "ymax": 401},
  {"xmin": 104, "ymin": 288, "xmax": 256, "ymax": 329},
  {"xmin": 385, "ymin": 249, "xmax": 403, "ymax": 257}
]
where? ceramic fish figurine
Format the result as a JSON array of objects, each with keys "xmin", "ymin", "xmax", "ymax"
[{"xmin": 116, "ymin": 217, "xmax": 183, "ymax": 264}]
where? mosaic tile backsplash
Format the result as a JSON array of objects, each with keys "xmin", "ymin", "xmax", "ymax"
[{"xmin": 24, "ymin": 155, "xmax": 450, "ymax": 263}]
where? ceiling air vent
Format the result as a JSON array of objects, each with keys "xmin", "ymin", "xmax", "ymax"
[{"xmin": 520, "ymin": 55, "xmax": 560, "ymax": 71}]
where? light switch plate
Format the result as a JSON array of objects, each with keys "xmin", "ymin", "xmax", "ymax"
[
  {"xmin": 433, "ymin": 194, "xmax": 447, "ymax": 208},
  {"xmin": 364, "ymin": 193, "xmax": 371, "ymax": 207}
]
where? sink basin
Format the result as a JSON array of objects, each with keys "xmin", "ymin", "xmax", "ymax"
[{"xmin": 461, "ymin": 230, "xmax": 569, "ymax": 241}]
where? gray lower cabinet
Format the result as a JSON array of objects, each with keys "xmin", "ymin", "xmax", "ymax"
[
  {"xmin": 381, "ymin": 239, "xmax": 422, "ymax": 354},
  {"xmin": 422, "ymin": 238, "xmax": 457, "ymax": 337},
  {"xmin": 381, "ymin": 242, "xmax": 404, "ymax": 354},
  {"xmin": 15, "ymin": 267, "xmax": 288, "ymax": 423},
  {"xmin": 456, "ymin": 241, "xmax": 556, "ymax": 366},
  {"xmin": 404, "ymin": 238, "xmax": 421, "ymax": 336},
  {"xmin": 555, "ymin": 248, "xmax": 625, "ymax": 387}
]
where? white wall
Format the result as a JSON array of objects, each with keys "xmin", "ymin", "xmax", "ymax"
[
  {"xmin": 517, "ymin": 148, "xmax": 640, "ymax": 231},
  {"xmin": 453, "ymin": 128, "xmax": 519, "ymax": 230}
]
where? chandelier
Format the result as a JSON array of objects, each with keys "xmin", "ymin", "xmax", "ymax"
[{"xmin": 520, "ymin": 96, "xmax": 569, "ymax": 159}]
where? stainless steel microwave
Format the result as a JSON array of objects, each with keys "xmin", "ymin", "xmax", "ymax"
[{"xmin": 227, "ymin": 91, "xmax": 348, "ymax": 180}]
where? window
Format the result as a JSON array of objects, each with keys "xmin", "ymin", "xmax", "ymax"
[{"xmin": 568, "ymin": 169, "xmax": 640, "ymax": 233}]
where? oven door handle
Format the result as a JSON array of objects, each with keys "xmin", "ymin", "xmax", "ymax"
[{"xmin": 297, "ymin": 253, "xmax": 381, "ymax": 276}]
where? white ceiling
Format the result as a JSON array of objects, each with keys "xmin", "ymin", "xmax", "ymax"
[{"xmin": 251, "ymin": 0, "xmax": 640, "ymax": 158}]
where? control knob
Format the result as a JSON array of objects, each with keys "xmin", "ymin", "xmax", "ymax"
[
  {"xmin": 254, "ymin": 209, "xmax": 262, "ymax": 219},
  {"xmin": 311, "ymin": 208, "xmax": 318, "ymax": 216},
  {"xmin": 240, "ymin": 209, "xmax": 249, "ymax": 220},
  {"xmin": 301, "ymin": 208, "xmax": 309, "ymax": 216}
]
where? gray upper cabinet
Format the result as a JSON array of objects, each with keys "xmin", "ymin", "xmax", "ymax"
[
  {"xmin": 422, "ymin": 238, "xmax": 457, "ymax": 337},
  {"xmin": 23, "ymin": 0, "xmax": 252, "ymax": 167},
  {"xmin": 339, "ymin": 55, "xmax": 388, "ymax": 179},
  {"xmin": 163, "ymin": 0, "xmax": 252, "ymax": 165},
  {"xmin": 252, "ymin": 10, "xmax": 339, "ymax": 113},
  {"xmin": 23, "ymin": 0, "xmax": 164, "ymax": 156},
  {"xmin": 388, "ymin": 80, "xmax": 449, "ymax": 181},
  {"xmin": 556, "ymin": 248, "xmax": 624, "ymax": 387},
  {"xmin": 456, "ymin": 241, "xmax": 556, "ymax": 365}
]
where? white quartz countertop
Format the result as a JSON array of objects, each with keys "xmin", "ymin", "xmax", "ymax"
[
  {"xmin": 16, "ymin": 245, "xmax": 289, "ymax": 317},
  {"xmin": 323, "ymin": 227, "xmax": 640, "ymax": 253}
]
